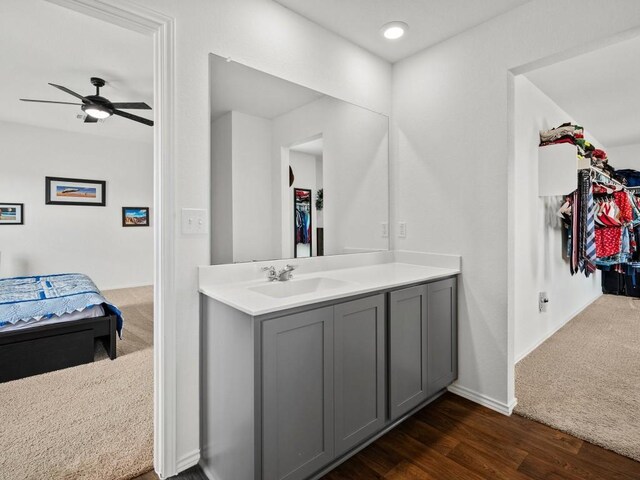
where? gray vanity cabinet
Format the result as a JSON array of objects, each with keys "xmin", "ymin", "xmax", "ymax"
[
  {"xmin": 262, "ymin": 307, "xmax": 335, "ymax": 480},
  {"xmin": 388, "ymin": 284, "xmax": 429, "ymax": 420},
  {"xmin": 201, "ymin": 275, "xmax": 457, "ymax": 480},
  {"xmin": 388, "ymin": 277, "xmax": 458, "ymax": 420},
  {"xmin": 427, "ymin": 277, "xmax": 457, "ymax": 395},
  {"xmin": 333, "ymin": 295, "xmax": 386, "ymax": 456},
  {"xmin": 261, "ymin": 295, "xmax": 386, "ymax": 480}
]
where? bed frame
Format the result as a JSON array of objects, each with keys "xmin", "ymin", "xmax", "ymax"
[{"xmin": 0, "ymin": 306, "xmax": 117, "ymax": 383}]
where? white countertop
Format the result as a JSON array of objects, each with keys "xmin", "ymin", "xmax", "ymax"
[{"xmin": 199, "ymin": 261, "xmax": 460, "ymax": 316}]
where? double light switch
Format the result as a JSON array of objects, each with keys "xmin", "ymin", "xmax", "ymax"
[{"xmin": 181, "ymin": 208, "xmax": 208, "ymax": 235}]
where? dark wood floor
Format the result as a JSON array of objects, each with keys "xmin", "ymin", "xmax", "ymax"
[
  {"xmin": 136, "ymin": 393, "xmax": 640, "ymax": 480},
  {"xmin": 134, "ymin": 465, "xmax": 206, "ymax": 480}
]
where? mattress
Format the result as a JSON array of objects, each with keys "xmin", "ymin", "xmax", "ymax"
[
  {"xmin": 0, "ymin": 273, "xmax": 123, "ymax": 337},
  {"xmin": 0, "ymin": 305, "xmax": 106, "ymax": 333}
]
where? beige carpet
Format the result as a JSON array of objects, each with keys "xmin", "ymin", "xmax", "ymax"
[
  {"xmin": 104, "ymin": 286, "xmax": 154, "ymax": 357},
  {"xmin": 515, "ymin": 294, "xmax": 640, "ymax": 461},
  {"xmin": 0, "ymin": 286, "xmax": 154, "ymax": 480}
]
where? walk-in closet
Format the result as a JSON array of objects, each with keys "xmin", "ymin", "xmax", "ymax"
[{"xmin": 513, "ymin": 35, "xmax": 640, "ymax": 462}]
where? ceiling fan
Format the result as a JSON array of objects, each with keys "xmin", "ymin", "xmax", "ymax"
[{"xmin": 20, "ymin": 77, "xmax": 153, "ymax": 126}]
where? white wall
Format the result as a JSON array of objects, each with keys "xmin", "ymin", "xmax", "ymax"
[
  {"xmin": 0, "ymin": 120, "xmax": 153, "ymax": 290},
  {"xmin": 211, "ymin": 113, "xmax": 233, "ymax": 264},
  {"xmin": 392, "ymin": 0, "xmax": 640, "ymax": 412},
  {"xmin": 607, "ymin": 143, "xmax": 640, "ymax": 170},
  {"xmin": 514, "ymin": 76, "xmax": 602, "ymax": 362},
  {"xmin": 129, "ymin": 0, "xmax": 392, "ymax": 469},
  {"xmin": 211, "ymin": 111, "xmax": 275, "ymax": 263},
  {"xmin": 231, "ymin": 111, "xmax": 274, "ymax": 263}
]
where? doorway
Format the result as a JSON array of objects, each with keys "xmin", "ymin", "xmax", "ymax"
[
  {"xmin": 509, "ymin": 32, "xmax": 640, "ymax": 462},
  {"xmin": 4, "ymin": 0, "xmax": 176, "ymax": 478}
]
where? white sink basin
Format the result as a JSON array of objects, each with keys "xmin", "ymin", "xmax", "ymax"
[{"xmin": 250, "ymin": 277, "xmax": 352, "ymax": 298}]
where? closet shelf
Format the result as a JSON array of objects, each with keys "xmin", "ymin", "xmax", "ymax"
[{"xmin": 538, "ymin": 143, "xmax": 590, "ymax": 196}]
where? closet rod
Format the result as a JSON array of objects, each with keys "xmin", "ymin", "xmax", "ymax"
[{"xmin": 589, "ymin": 166, "xmax": 628, "ymax": 190}]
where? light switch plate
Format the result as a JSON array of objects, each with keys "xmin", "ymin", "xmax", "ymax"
[
  {"xmin": 398, "ymin": 222, "xmax": 407, "ymax": 238},
  {"xmin": 381, "ymin": 222, "xmax": 389, "ymax": 238},
  {"xmin": 181, "ymin": 208, "xmax": 208, "ymax": 235}
]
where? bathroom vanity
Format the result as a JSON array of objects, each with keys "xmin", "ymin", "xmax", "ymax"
[
  {"xmin": 199, "ymin": 252, "xmax": 460, "ymax": 480},
  {"xmin": 204, "ymin": 48, "xmax": 459, "ymax": 480}
]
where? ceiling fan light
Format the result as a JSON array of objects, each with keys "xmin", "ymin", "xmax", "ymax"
[{"xmin": 83, "ymin": 105, "xmax": 111, "ymax": 119}]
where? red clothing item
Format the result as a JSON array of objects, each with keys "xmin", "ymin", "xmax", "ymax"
[
  {"xmin": 614, "ymin": 191, "xmax": 633, "ymax": 223},
  {"xmin": 593, "ymin": 149, "xmax": 608, "ymax": 159},
  {"xmin": 595, "ymin": 227, "xmax": 622, "ymax": 258}
]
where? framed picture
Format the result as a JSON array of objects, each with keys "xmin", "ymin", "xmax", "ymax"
[
  {"xmin": 45, "ymin": 177, "xmax": 106, "ymax": 206},
  {"xmin": 0, "ymin": 203, "xmax": 24, "ymax": 225},
  {"xmin": 122, "ymin": 207, "xmax": 150, "ymax": 227}
]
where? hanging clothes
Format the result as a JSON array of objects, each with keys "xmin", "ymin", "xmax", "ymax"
[
  {"xmin": 559, "ymin": 169, "xmax": 640, "ymax": 277},
  {"xmin": 545, "ymin": 124, "xmax": 640, "ymax": 282}
]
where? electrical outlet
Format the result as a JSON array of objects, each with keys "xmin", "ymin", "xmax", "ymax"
[
  {"xmin": 381, "ymin": 222, "xmax": 389, "ymax": 238},
  {"xmin": 539, "ymin": 292, "xmax": 549, "ymax": 312},
  {"xmin": 398, "ymin": 222, "xmax": 407, "ymax": 238}
]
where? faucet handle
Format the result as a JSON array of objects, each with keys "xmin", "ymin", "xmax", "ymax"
[{"xmin": 261, "ymin": 266, "xmax": 275, "ymax": 272}]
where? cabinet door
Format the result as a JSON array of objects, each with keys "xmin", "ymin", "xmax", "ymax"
[
  {"xmin": 334, "ymin": 295, "xmax": 386, "ymax": 456},
  {"xmin": 262, "ymin": 307, "xmax": 334, "ymax": 480},
  {"xmin": 388, "ymin": 285, "xmax": 428, "ymax": 420},
  {"xmin": 427, "ymin": 278, "xmax": 458, "ymax": 395}
]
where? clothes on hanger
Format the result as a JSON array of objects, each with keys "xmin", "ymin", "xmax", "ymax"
[
  {"xmin": 295, "ymin": 205, "xmax": 310, "ymax": 245},
  {"xmin": 561, "ymin": 171, "xmax": 640, "ymax": 277},
  {"xmin": 544, "ymin": 125, "xmax": 640, "ymax": 281}
]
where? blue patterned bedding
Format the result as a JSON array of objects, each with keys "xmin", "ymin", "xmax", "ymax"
[{"xmin": 0, "ymin": 273, "xmax": 123, "ymax": 337}]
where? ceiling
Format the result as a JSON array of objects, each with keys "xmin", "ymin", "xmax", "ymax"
[
  {"xmin": 0, "ymin": 0, "xmax": 153, "ymax": 143},
  {"xmin": 274, "ymin": 0, "xmax": 531, "ymax": 63},
  {"xmin": 291, "ymin": 137, "xmax": 323, "ymax": 156},
  {"xmin": 525, "ymin": 35, "xmax": 640, "ymax": 148},
  {"xmin": 210, "ymin": 53, "xmax": 324, "ymax": 121}
]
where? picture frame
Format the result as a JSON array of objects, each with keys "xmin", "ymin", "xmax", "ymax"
[
  {"xmin": 0, "ymin": 203, "xmax": 24, "ymax": 225},
  {"xmin": 45, "ymin": 176, "xmax": 106, "ymax": 206},
  {"xmin": 122, "ymin": 207, "xmax": 150, "ymax": 227}
]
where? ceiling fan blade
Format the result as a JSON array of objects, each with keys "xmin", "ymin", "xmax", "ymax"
[
  {"xmin": 113, "ymin": 109, "xmax": 154, "ymax": 126},
  {"xmin": 20, "ymin": 99, "xmax": 82, "ymax": 105},
  {"xmin": 48, "ymin": 83, "xmax": 91, "ymax": 102},
  {"xmin": 111, "ymin": 102, "xmax": 151, "ymax": 110},
  {"xmin": 84, "ymin": 116, "xmax": 99, "ymax": 123}
]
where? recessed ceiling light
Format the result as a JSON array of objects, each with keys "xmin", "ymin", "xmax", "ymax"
[{"xmin": 381, "ymin": 21, "xmax": 408, "ymax": 40}]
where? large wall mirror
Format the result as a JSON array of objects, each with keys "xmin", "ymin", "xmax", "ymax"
[{"xmin": 209, "ymin": 53, "xmax": 389, "ymax": 264}]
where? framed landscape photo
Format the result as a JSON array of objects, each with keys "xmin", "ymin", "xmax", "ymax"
[
  {"xmin": 122, "ymin": 207, "xmax": 150, "ymax": 227},
  {"xmin": 45, "ymin": 177, "xmax": 106, "ymax": 206},
  {"xmin": 0, "ymin": 203, "xmax": 24, "ymax": 225}
]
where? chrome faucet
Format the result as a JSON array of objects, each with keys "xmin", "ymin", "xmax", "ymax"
[
  {"xmin": 277, "ymin": 264, "xmax": 296, "ymax": 281},
  {"xmin": 261, "ymin": 264, "xmax": 297, "ymax": 282},
  {"xmin": 261, "ymin": 266, "xmax": 278, "ymax": 282}
]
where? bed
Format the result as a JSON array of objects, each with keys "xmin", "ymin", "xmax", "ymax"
[{"xmin": 0, "ymin": 273, "xmax": 123, "ymax": 382}]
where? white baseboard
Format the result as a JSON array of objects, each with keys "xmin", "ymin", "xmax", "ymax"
[
  {"xmin": 448, "ymin": 384, "xmax": 517, "ymax": 416},
  {"xmin": 176, "ymin": 449, "xmax": 200, "ymax": 473},
  {"xmin": 515, "ymin": 292, "xmax": 602, "ymax": 363}
]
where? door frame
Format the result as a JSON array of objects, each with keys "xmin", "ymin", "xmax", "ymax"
[
  {"xmin": 45, "ymin": 0, "xmax": 177, "ymax": 477},
  {"xmin": 506, "ymin": 27, "xmax": 640, "ymax": 408}
]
